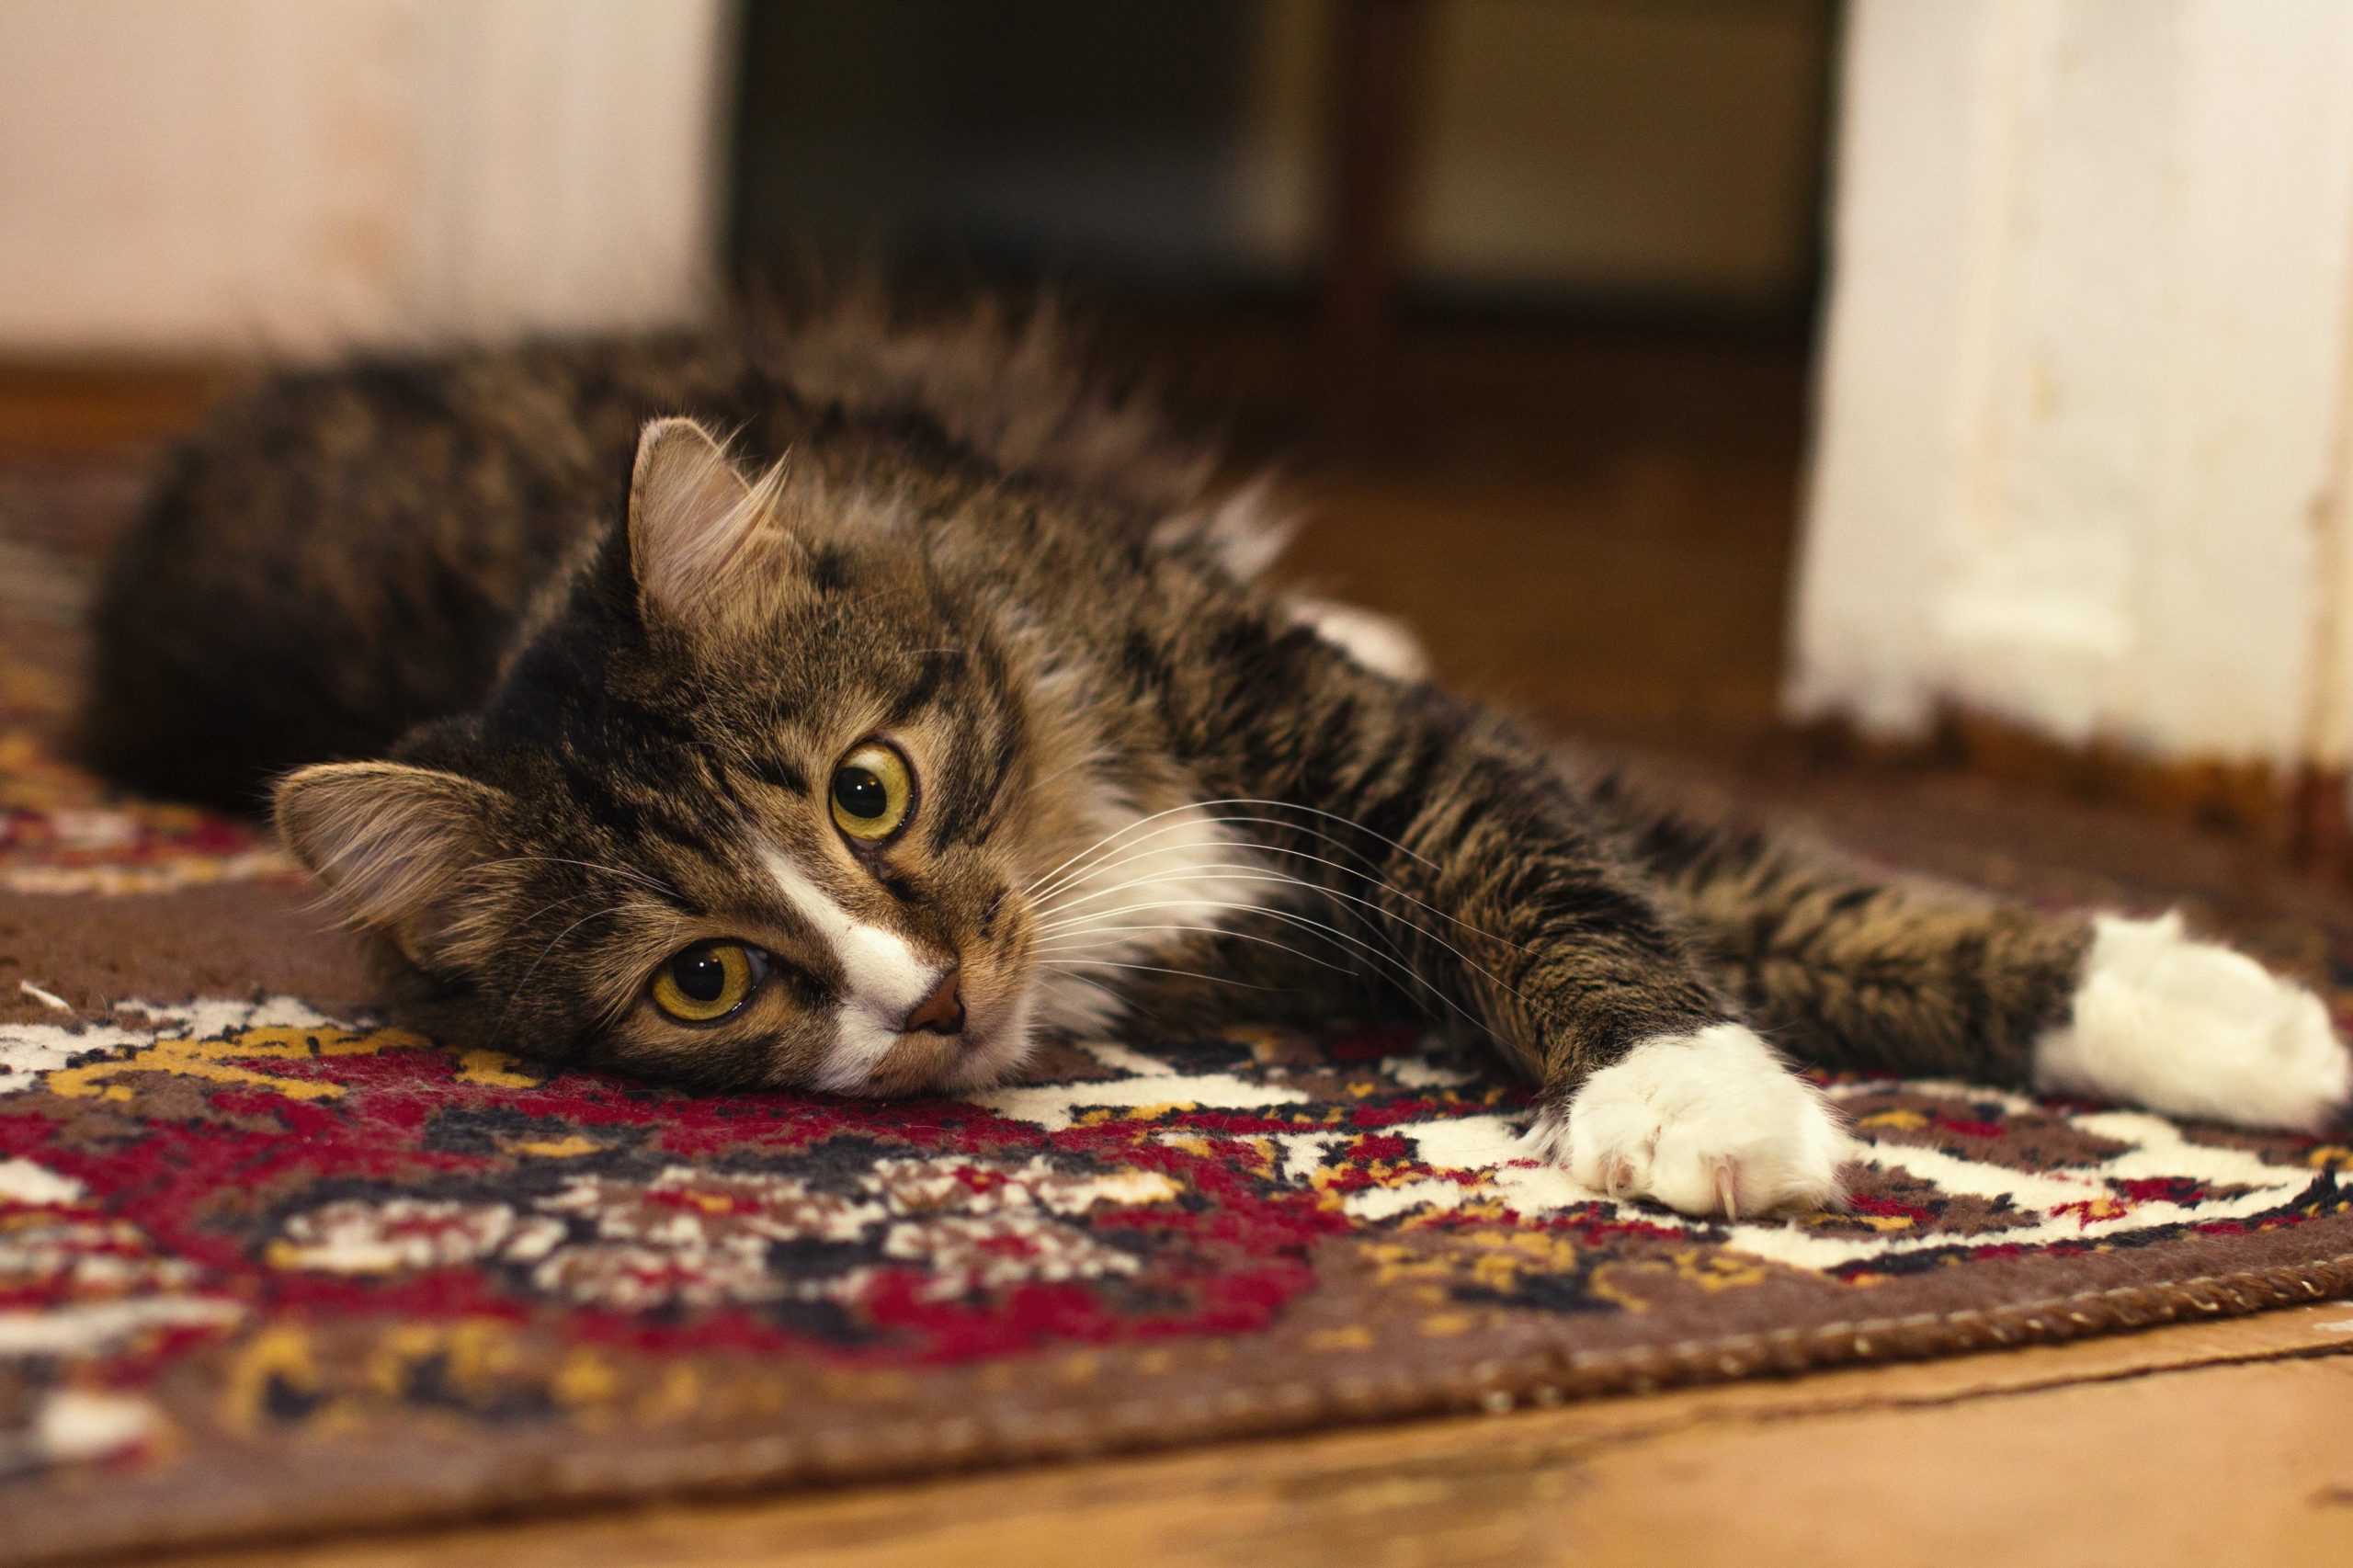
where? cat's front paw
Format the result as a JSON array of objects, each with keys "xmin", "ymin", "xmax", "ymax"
[
  {"xmin": 1523, "ymin": 1023, "xmax": 1851, "ymax": 1219},
  {"xmin": 2035, "ymin": 912, "xmax": 2350, "ymax": 1131}
]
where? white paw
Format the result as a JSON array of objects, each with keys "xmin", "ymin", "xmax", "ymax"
[
  {"xmin": 2034, "ymin": 912, "xmax": 2350, "ymax": 1131},
  {"xmin": 1524, "ymin": 1022, "xmax": 1852, "ymax": 1219}
]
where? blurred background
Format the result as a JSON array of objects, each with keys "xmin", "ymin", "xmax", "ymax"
[
  {"xmin": 7, "ymin": 0, "xmax": 2353, "ymax": 862},
  {"xmin": 733, "ymin": 0, "xmax": 1835, "ymax": 746},
  {"xmin": 0, "ymin": 0, "xmax": 1835, "ymax": 752}
]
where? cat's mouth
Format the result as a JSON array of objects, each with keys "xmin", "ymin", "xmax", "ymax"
[
  {"xmin": 927, "ymin": 983, "xmax": 1040, "ymax": 1096},
  {"xmin": 847, "ymin": 984, "xmax": 1035, "ymax": 1097},
  {"xmin": 856, "ymin": 1030, "xmax": 969, "ymax": 1097},
  {"xmin": 825, "ymin": 902, "xmax": 1042, "ymax": 1098}
]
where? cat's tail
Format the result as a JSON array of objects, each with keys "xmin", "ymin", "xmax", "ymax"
[{"xmin": 1591, "ymin": 773, "xmax": 2350, "ymax": 1131}]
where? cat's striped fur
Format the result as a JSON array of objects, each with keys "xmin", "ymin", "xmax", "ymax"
[{"xmin": 85, "ymin": 298, "xmax": 2350, "ymax": 1218}]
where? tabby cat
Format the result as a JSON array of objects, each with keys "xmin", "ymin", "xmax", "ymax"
[{"xmin": 85, "ymin": 300, "xmax": 2350, "ymax": 1219}]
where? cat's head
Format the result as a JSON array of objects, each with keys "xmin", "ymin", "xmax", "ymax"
[{"xmin": 272, "ymin": 416, "xmax": 1152, "ymax": 1095}]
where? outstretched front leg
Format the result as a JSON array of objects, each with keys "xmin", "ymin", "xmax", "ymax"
[{"xmin": 1137, "ymin": 618, "xmax": 1854, "ymax": 1218}]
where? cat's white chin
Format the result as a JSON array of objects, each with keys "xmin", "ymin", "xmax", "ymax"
[
  {"xmin": 1526, "ymin": 1022, "xmax": 1852, "ymax": 1220},
  {"xmin": 929, "ymin": 997, "xmax": 1040, "ymax": 1094}
]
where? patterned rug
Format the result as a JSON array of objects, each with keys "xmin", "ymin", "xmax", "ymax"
[{"xmin": 5, "ymin": 465, "xmax": 2352, "ymax": 1562}]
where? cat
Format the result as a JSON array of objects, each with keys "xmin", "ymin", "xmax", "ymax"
[{"xmin": 84, "ymin": 298, "xmax": 2352, "ymax": 1219}]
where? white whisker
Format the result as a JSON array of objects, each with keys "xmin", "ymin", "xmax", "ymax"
[
  {"xmin": 1036, "ymin": 922, "xmax": 1356, "ymax": 973},
  {"xmin": 1026, "ymin": 799, "xmax": 1547, "ymax": 1045},
  {"xmin": 1039, "ymin": 864, "xmax": 1531, "ymax": 1016},
  {"xmin": 1045, "ymin": 966, "xmax": 1158, "ymax": 1028},
  {"xmin": 1024, "ymin": 801, "xmax": 1211, "ymax": 901},
  {"xmin": 1029, "ymin": 796, "xmax": 1435, "ymax": 903},
  {"xmin": 1043, "ymin": 814, "xmax": 1526, "ymax": 956},
  {"xmin": 1031, "ymin": 889, "xmax": 1498, "ymax": 1042},
  {"xmin": 1248, "ymin": 904, "xmax": 1497, "ymax": 1039},
  {"xmin": 492, "ymin": 901, "xmax": 642, "ymax": 1047},
  {"xmin": 1030, "ymin": 813, "xmax": 1340, "ymax": 905},
  {"xmin": 1040, "ymin": 960, "xmax": 1279, "ymax": 992},
  {"xmin": 1035, "ymin": 865, "xmax": 1285, "ymax": 924}
]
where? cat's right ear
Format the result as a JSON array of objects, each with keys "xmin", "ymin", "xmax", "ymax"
[
  {"xmin": 627, "ymin": 416, "xmax": 767, "ymax": 619},
  {"xmin": 275, "ymin": 761, "xmax": 503, "ymax": 971}
]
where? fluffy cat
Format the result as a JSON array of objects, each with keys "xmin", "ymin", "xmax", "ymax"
[{"xmin": 85, "ymin": 300, "xmax": 2351, "ymax": 1219}]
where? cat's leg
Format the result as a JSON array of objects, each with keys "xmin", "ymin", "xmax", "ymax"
[
  {"xmin": 1120, "ymin": 580, "xmax": 1886, "ymax": 1213},
  {"xmin": 1150, "ymin": 660, "xmax": 1853, "ymax": 1216},
  {"xmin": 1602, "ymin": 782, "xmax": 2352, "ymax": 1130},
  {"xmin": 1086, "ymin": 913, "xmax": 1853, "ymax": 1221},
  {"xmin": 1314, "ymin": 776, "xmax": 1855, "ymax": 1218}
]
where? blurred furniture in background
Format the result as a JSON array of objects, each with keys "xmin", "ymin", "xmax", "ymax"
[
  {"xmin": 0, "ymin": 0, "xmax": 1838, "ymax": 755},
  {"xmin": 0, "ymin": 0, "xmax": 1834, "ymax": 357},
  {"xmin": 732, "ymin": 0, "xmax": 1832, "ymax": 313},
  {"xmin": 1793, "ymin": 0, "xmax": 2353, "ymax": 857},
  {"xmin": 0, "ymin": 0, "xmax": 731, "ymax": 354},
  {"xmin": 1317, "ymin": 0, "xmax": 1436, "ymax": 425},
  {"xmin": 730, "ymin": 0, "xmax": 1830, "ymax": 438}
]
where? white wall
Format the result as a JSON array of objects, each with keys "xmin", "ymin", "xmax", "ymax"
[
  {"xmin": 1790, "ymin": 0, "xmax": 2353, "ymax": 773},
  {"xmin": 0, "ymin": 0, "xmax": 732, "ymax": 355}
]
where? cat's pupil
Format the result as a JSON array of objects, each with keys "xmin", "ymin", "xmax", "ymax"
[
  {"xmin": 833, "ymin": 767, "xmax": 887, "ymax": 819},
  {"xmin": 670, "ymin": 950, "xmax": 726, "ymax": 1003}
]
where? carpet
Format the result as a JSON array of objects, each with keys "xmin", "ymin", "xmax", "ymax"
[{"xmin": 5, "ymin": 467, "xmax": 2351, "ymax": 1563}]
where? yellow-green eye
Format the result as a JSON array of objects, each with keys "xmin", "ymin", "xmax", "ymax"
[
  {"xmin": 649, "ymin": 941, "xmax": 761, "ymax": 1023},
  {"xmin": 829, "ymin": 742, "xmax": 913, "ymax": 842}
]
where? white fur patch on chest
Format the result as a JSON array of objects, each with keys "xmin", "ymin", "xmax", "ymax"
[
  {"xmin": 1028, "ymin": 801, "xmax": 1277, "ymax": 1034},
  {"xmin": 760, "ymin": 846, "xmax": 942, "ymax": 1093}
]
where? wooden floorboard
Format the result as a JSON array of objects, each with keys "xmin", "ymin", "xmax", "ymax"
[{"xmin": 168, "ymin": 1304, "xmax": 2353, "ymax": 1568}]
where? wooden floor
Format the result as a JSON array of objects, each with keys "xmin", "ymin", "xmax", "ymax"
[
  {"xmin": 161, "ymin": 1304, "xmax": 2353, "ymax": 1568},
  {"xmin": 8, "ymin": 315, "xmax": 2347, "ymax": 1566}
]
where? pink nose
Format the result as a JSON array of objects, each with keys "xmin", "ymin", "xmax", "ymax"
[{"xmin": 901, "ymin": 969, "xmax": 964, "ymax": 1036}]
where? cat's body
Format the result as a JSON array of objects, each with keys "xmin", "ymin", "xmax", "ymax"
[
  {"xmin": 86, "ymin": 301, "xmax": 2351, "ymax": 1218},
  {"xmin": 88, "ymin": 311, "xmax": 1216, "ymax": 809}
]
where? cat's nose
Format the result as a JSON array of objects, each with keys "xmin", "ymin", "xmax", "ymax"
[{"xmin": 900, "ymin": 968, "xmax": 964, "ymax": 1036}]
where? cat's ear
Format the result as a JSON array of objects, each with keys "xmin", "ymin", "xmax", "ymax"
[
  {"xmin": 275, "ymin": 761, "xmax": 504, "ymax": 970},
  {"xmin": 627, "ymin": 416, "xmax": 767, "ymax": 618}
]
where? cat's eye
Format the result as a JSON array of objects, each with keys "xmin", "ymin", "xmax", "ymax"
[
  {"xmin": 648, "ymin": 940, "xmax": 763, "ymax": 1023},
  {"xmin": 829, "ymin": 741, "xmax": 914, "ymax": 843}
]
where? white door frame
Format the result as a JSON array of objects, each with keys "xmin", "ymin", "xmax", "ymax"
[{"xmin": 1790, "ymin": 0, "xmax": 2353, "ymax": 814}]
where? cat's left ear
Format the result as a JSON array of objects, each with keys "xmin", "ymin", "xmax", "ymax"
[
  {"xmin": 627, "ymin": 416, "xmax": 769, "ymax": 619},
  {"xmin": 275, "ymin": 761, "xmax": 507, "ymax": 973}
]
